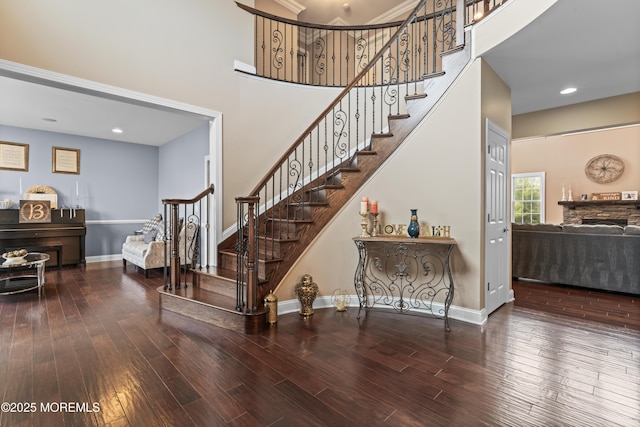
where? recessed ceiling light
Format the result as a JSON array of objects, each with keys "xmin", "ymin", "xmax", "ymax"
[
  {"xmin": 560, "ymin": 87, "xmax": 577, "ymax": 95},
  {"xmin": 42, "ymin": 117, "xmax": 57, "ymax": 122},
  {"xmin": 112, "ymin": 127, "xmax": 124, "ymax": 134}
]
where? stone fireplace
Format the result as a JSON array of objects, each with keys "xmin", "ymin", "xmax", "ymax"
[{"xmin": 559, "ymin": 200, "xmax": 640, "ymax": 225}]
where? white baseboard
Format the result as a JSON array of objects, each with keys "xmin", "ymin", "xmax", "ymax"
[
  {"xmin": 86, "ymin": 254, "xmax": 122, "ymax": 263},
  {"xmin": 278, "ymin": 295, "xmax": 485, "ymax": 325}
]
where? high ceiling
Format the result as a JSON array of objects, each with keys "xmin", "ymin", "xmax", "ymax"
[
  {"xmin": 0, "ymin": 0, "xmax": 638, "ymax": 146},
  {"xmin": 0, "ymin": 75, "xmax": 209, "ymax": 146},
  {"xmin": 295, "ymin": 0, "xmax": 413, "ymax": 25},
  {"xmin": 482, "ymin": 0, "xmax": 640, "ymax": 115}
]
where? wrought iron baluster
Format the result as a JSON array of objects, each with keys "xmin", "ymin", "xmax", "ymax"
[{"xmin": 259, "ymin": 16, "xmax": 265, "ymax": 78}]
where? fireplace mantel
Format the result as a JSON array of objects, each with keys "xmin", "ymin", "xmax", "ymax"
[
  {"xmin": 558, "ymin": 200, "xmax": 640, "ymax": 210},
  {"xmin": 559, "ymin": 200, "xmax": 640, "ymax": 225}
]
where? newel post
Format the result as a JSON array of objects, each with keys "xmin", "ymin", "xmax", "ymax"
[
  {"xmin": 246, "ymin": 200, "xmax": 258, "ymax": 312},
  {"xmin": 236, "ymin": 196, "xmax": 260, "ymax": 313},
  {"xmin": 170, "ymin": 203, "xmax": 181, "ymax": 288}
]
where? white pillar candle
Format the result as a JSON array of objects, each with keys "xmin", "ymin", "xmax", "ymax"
[
  {"xmin": 76, "ymin": 181, "xmax": 79, "ymax": 196},
  {"xmin": 360, "ymin": 197, "xmax": 368, "ymax": 214},
  {"xmin": 19, "ymin": 178, "xmax": 22, "ymax": 196}
]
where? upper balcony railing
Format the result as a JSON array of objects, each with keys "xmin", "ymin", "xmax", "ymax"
[{"xmin": 237, "ymin": 0, "xmax": 506, "ymax": 87}]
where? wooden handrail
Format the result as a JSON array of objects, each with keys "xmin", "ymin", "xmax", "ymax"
[
  {"xmin": 162, "ymin": 184, "xmax": 214, "ymax": 205},
  {"xmin": 249, "ymin": 0, "xmax": 431, "ymax": 197}
]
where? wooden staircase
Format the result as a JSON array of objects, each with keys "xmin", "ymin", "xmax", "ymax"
[{"xmin": 158, "ymin": 41, "xmax": 472, "ymax": 333}]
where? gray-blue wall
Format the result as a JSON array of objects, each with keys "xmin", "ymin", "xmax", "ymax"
[
  {"xmin": 158, "ymin": 123, "xmax": 209, "ymax": 208},
  {"xmin": 0, "ymin": 123, "xmax": 208, "ymax": 259}
]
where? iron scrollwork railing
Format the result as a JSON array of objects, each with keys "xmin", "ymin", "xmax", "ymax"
[
  {"xmin": 239, "ymin": 0, "xmax": 507, "ymax": 88},
  {"xmin": 162, "ymin": 185, "xmax": 214, "ymax": 291},
  {"xmin": 237, "ymin": 2, "xmax": 405, "ymax": 87}
]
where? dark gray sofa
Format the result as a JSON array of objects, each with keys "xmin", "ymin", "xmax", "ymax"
[{"xmin": 512, "ymin": 223, "xmax": 640, "ymax": 295}]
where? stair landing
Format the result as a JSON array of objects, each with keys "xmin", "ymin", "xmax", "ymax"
[{"xmin": 158, "ymin": 268, "xmax": 267, "ymax": 333}]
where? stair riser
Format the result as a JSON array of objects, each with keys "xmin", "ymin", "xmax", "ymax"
[
  {"xmin": 229, "ymin": 236, "xmax": 287, "ymax": 257},
  {"xmin": 258, "ymin": 238, "xmax": 284, "ymax": 257},
  {"xmin": 305, "ymin": 188, "xmax": 327, "ymax": 202},
  {"xmin": 283, "ymin": 204, "xmax": 312, "ymax": 220},
  {"xmin": 261, "ymin": 220, "xmax": 298, "ymax": 236},
  {"xmin": 194, "ymin": 275, "xmax": 238, "ymax": 299},
  {"xmin": 218, "ymin": 251, "xmax": 275, "ymax": 278}
]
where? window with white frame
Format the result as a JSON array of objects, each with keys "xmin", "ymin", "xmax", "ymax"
[{"xmin": 512, "ymin": 172, "xmax": 545, "ymax": 224}]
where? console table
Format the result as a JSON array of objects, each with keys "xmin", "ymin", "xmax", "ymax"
[
  {"xmin": 353, "ymin": 236, "xmax": 456, "ymax": 331},
  {"xmin": 0, "ymin": 253, "xmax": 50, "ymax": 295},
  {"xmin": 0, "ymin": 209, "xmax": 86, "ymax": 267}
]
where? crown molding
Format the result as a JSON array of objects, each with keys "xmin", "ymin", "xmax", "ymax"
[
  {"xmin": 0, "ymin": 59, "xmax": 220, "ymax": 119},
  {"xmin": 327, "ymin": 16, "xmax": 350, "ymax": 26},
  {"xmin": 273, "ymin": 0, "xmax": 306, "ymax": 15}
]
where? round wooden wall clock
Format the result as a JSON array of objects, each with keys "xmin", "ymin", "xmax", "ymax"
[{"xmin": 584, "ymin": 154, "xmax": 625, "ymax": 184}]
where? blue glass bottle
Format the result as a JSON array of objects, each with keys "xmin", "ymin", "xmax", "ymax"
[{"xmin": 407, "ymin": 209, "xmax": 419, "ymax": 238}]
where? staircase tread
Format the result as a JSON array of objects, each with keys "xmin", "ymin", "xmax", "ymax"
[
  {"xmin": 389, "ymin": 113, "xmax": 410, "ymax": 120},
  {"xmin": 287, "ymin": 201, "xmax": 329, "ymax": 206},
  {"xmin": 259, "ymin": 236, "xmax": 299, "ymax": 243},
  {"xmin": 371, "ymin": 132, "xmax": 393, "ymax": 138},
  {"xmin": 442, "ymin": 44, "xmax": 465, "ymax": 55},
  {"xmin": 266, "ymin": 217, "xmax": 314, "ymax": 224},
  {"xmin": 423, "ymin": 71, "xmax": 446, "ymax": 79},
  {"xmin": 218, "ymin": 248, "xmax": 284, "ymax": 262},
  {"xmin": 160, "ymin": 285, "xmax": 239, "ymax": 313},
  {"xmin": 311, "ymin": 184, "xmax": 344, "ymax": 191},
  {"xmin": 406, "ymin": 93, "xmax": 427, "ymax": 100},
  {"xmin": 194, "ymin": 266, "xmax": 236, "ymax": 281},
  {"xmin": 357, "ymin": 150, "xmax": 377, "ymax": 155}
]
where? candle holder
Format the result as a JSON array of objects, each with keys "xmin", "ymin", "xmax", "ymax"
[
  {"xmin": 370, "ymin": 212, "xmax": 379, "ymax": 236},
  {"xmin": 360, "ymin": 212, "xmax": 370, "ymax": 237}
]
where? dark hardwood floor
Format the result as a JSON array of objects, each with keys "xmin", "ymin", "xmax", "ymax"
[
  {"xmin": 1, "ymin": 263, "xmax": 638, "ymax": 426},
  {"xmin": 512, "ymin": 279, "xmax": 640, "ymax": 331}
]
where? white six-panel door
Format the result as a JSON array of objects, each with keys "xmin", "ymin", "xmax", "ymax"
[{"xmin": 485, "ymin": 119, "xmax": 510, "ymax": 315}]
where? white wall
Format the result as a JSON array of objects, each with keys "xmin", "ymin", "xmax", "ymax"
[
  {"xmin": 278, "ymin": 59, "xmax": 486, "ymax": 314},
  {"xmin": 0, "ymin": 0, "xmax": 339, "ymax": 229}
]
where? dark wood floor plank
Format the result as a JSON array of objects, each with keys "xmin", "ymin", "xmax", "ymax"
[
  {"xmin": 274, "ymin": 379, "xmax": 353, "ymax": 426},
  {"xmin": 1, "ymin": 264, "xmax": 639, "ymax": 426}
]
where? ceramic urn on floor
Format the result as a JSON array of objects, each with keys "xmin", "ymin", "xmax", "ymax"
[{"xmin": 295, "ymin": 274, "xmax": 318, "ymax": 316}]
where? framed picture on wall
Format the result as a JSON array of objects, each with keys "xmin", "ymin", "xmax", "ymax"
[
  {"xmin": 622, "ymin": 191, "xmax": 638, "ymax": 200},
  {"xmin": 0, "ymin": 141, "xmax": 29, "ymax": 171},
  {"xmin": 52, "ymin": 146, "xmax": 80, "ymax": 174}
]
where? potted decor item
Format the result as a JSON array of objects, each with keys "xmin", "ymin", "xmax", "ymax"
[
  {"xmin": 264, "ymin": 290, "xmax": 278, "ymax": 324},
  {"xmin": 331, "ymin": 289, "xmax": 351, "ymax": 312},
  {"xmin": 295, "ymin": 274, "xmax": 318, "ymax": 316},
  {"xmin": 407, "ymin": 209, "xmax": 420, "ymax": 238}
]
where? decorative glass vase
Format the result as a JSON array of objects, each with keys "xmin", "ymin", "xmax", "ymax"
[{"xmin": 407, "ymin": 209, "xmax": 419, "ymax": 238}]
